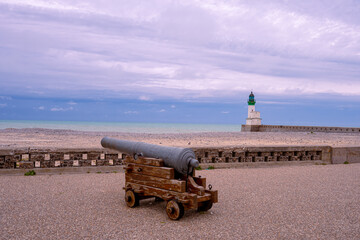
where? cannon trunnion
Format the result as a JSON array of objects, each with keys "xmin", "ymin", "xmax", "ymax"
[{"xmin": 123, "ymin": 155, "xmax": 218, "ymax": 220}]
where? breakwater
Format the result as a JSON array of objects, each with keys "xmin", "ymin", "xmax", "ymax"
[{"xmin": 242, "ymin": 124, "xmax": 360, "ymax": 133}]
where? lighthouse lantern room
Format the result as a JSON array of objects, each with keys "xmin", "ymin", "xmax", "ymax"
[{"xmin": 246, "ymin": 92, "xmax": 262, "ymax": 125}]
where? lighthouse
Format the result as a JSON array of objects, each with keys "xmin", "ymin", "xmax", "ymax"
[{"xmin": 246, "ymin": 91, "xmax": 261, "ymax": 125}]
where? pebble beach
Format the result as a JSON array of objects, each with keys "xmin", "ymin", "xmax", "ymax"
[{"xmin": 1, "ymin": 128, "xmax": 360, "ymax": 149}]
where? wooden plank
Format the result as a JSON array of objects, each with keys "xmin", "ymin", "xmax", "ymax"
[
  {"xmin": 197, "ymin": 193, "xmax": 212, "ymax": 203},
  {"xmin": 126, "ymin": 172, "xmax": 186, "ymax": 192},
  {"xmin": 124, "ymin": 156, "xmax": 164, "ymax": 167},
  {"xmin": 187, "ymin": 176, "xmax": 205, "ymax": 196},
  {"xmin": 193, "ymin": 176, "xmax": 206, "ymax": 188},
  {"xmin": 205, "ymin": 189, "xmax": 218, "ymax": 203},
  {"xmin": 125, "ymin": 182, "xmax": 198, "ymax": 210},
  {"xmin": 126, "ymin": 163, "xmax": 174, "ymax": 179}
]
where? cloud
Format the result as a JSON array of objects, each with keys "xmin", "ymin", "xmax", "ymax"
[
  {"xmin": 50, "ymin": 107, "xmax": 73, "ymax": 112},
  {"xmin": 67, "ymin": 101, "xmax": 77, "ymax": 105},
  {"xmin": 0, "ymin": 96, "xmax": 12, "ymax": 100},
  {"xmin": 0, "ymin": 0, "xmax": 90, "ymax": 13},
  {"xmin": 139, "ymin": 96, "xmax": 152, "ymax": 101},
  {"xmin": 159, "ymin": 109, "xmax": 166, "ymax": 112},
  {"xmin": 0, "ymin": 0, "xmax": 360, "ymax": 102},
  {"xmin": 258, "ymin": 101, "xmax": 301, "ymax": 105},
  {"xmin": 0, "ymin": 103, "xmax": 7, "ymax": 108},
  {"xmin": 124, "ymin": 111, "xmax": 138, "ymax": 114},
  {"xmin": 117, "ymin": 61, "xmax": 179, "ymax": 78},
  {"xmin": 170, "ymin": 105, "xmax": 176, "ymax": 108},
  {"xmin": 38, "ymin": 106, "xmax": 45, "ymax": 110},
  {"xmin": 221, "ymin": 111, "xmax": 229, "ymax": 114}
]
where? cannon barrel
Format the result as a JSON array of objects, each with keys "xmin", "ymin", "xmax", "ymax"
[{"xmin": 101, "ymin": 137, "xmax": 199, "ymax": 175}]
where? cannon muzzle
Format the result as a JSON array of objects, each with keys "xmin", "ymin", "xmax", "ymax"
[{"xmin": 101, "ymin": 137, "xmax": 199, "ymax": 175}]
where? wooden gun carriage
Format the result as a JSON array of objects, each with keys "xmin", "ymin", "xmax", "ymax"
[
  {"xmin": 101, "ymin": 137, "xmax": 218, "ymax": 220},
  {"xmin": 123, "ymin": 156, "xmax": 218, "ymax": 220}
]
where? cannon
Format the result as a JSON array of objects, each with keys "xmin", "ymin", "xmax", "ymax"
[
  {"xmin": 101, "ymin": 137, "xmax": 199, "ymax": 175},
  {"xmin": 101, "ymin": 137, "xmax": 218, "ymax": 220}
]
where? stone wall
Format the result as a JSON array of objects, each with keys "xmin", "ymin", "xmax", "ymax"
[
  {"xmin": 193, "ymin": 146, "xmax": 331, "ymax": 164},
  {"xmin": 0, "ymin": 148, "xmax": 122, "ymax": 169},
  {"xmin": 331, "ymin": 147, "xmax": 360, "ymax": 164},
  {"xmin": 0, "ymin": 146, "xmax": 334, "ymax": 170},
  {"xmin": 242, "ymin": 124, "xmax": 360, "ymax": 133}
]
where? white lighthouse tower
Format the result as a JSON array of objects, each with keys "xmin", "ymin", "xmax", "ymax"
[{"xmin": 246, "ymin": 91, "xmax": 261, "ymax": 125}]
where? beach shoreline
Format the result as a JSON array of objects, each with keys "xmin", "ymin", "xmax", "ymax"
[{"xmin": 2, "ymin": 128, "xmax": 360, "ymax": 150}]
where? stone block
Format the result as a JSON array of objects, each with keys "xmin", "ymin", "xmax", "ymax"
[
  {"xmin": 266, "ymin": 156, "xmax": 276, "ymax": 161},
  {"xmin": 73, "ymin": 154, "xmax": 82, "ymax": 160},
  {"xmin": 96, "ymin": 160, "xmax": 105, "ymax": 166},
  {"xmin": 261, "ymin": 152, "xmax": 271, "ymax": 157},
  {"xmin": 230, "ymin": 151, "xmax": 238, "ymax": 158},
  {"xmin": 88, "ymin": 153, "xmax": 99, "ymax": 160},
  {"xmin": 272, "ymin": 152, "xmax": 282, "ymax": 157},
  {"xmin": 82, "ymin": 154, "xmax": 88, "ymax": 160},
  {"xmin": 22, "ymin": 154, "xmax": 29, "ymax": 161},
  {"xmin": 42, "ymin": 161, "xmax": 51, "ymax": 168},
  {"xmin": 19, "ymin": 161, "xmax": 33, "ymax": 169},
  {"xmin": 301, "ymin": 156, "xmax": 311, "ymax": 161},
  {"xmin": 347, "ymin": 148, "xmax": 360, "ymax": 163},
  {"xmin": 91, "ymin": 160, "xmax": 96, "ymax": 166},
  {"xmin": 237, "ymin": 152, "xmax": 245, "ymax": 157},
  {"xmin": 35, "ymin": 161, "xmax": 41, "ymax": 168},
  {"xmin": 279, "ymin": 156, "xmax": 289, "ymax": 161},
  {"xmin": 237, "ymin": 157, "xmax": 244, "ymax": 162},
  {"xmin": 307, "ymin": 151, "xmax": 317, "ymax": 156},
  {"xmin": 105, "ymin": 154, "xmax": 117, "ymax": 160},
  {"xmin": 64, "ymin": 154, "xmax": 70, "ymax": 160},
  {"xmin": 30, "ymin": 154, "xmax": 43, "ymax": 161},
  {"xmin": 0, "ymin": 156, "xmax": 4, "ymax": 169},
  {"xmin": 55, "ymin": 161, "xmax": 61, "ymax": 167},
  {"xmin": 247, "ymin": 152, "xmax": 258, "ymax": 157},
  {"xmin": 223, "ymin": 151, "xmax": 232, "ymax": 158},
  {"xmin": 109, "ymin": 159, "xmax": 114, "ymax": 165},
  {"xmin": 45, "ymin": 154, "xmax": 50, "ymax": 160},
  {"xmin": 284, "ymin": 152, "xmax": 294, "ymax": 157},
  {"xmin": 255, "ymin": 156, "xmax": 265, "ymax": 162},
  {"xmin": 296, "ymin": 151, "xmax": 306, "ymax": 156},
  {"xmin": 73, "ymin": 160, "xmax": 79, "ymax": 167},
  {"xmin": 100, "ymin": 153, "xmax": 105, "ymax": 160}
]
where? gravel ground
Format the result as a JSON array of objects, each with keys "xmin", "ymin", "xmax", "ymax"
[{"xmin": 1, "ymin": 164, "xmax": 359, "ymax": 240}]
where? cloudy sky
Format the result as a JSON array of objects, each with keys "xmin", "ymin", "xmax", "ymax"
[{"xmin": 1, "ymin": 0, "xmax": 360, "ymax": 126}]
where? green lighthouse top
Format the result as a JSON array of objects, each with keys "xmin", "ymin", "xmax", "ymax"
[{"xmin": 248, "ymin": 91, "xmax": 256, "ymax": 105}]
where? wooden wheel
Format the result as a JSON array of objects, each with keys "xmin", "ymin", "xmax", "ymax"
[
  {"xmin": 125, "ymin": 190, "xmax": 139, "ymax": 208},
  {"xmin": 166, "ymin": 200, "xmax": 184, "ymax": 220},
  {"xmin": 197, "ymin": 200, "xmax": 213, "ymax": 212}
]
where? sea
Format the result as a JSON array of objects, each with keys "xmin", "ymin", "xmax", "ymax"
[{"xmin": 0, "ymin": 120, "xmax": 242, "ymax": 134}]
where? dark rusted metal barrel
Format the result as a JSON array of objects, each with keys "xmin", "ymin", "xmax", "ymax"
[{"xmin": 101, "ymin": 137, "xmax": 199, "ymax": 175}]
